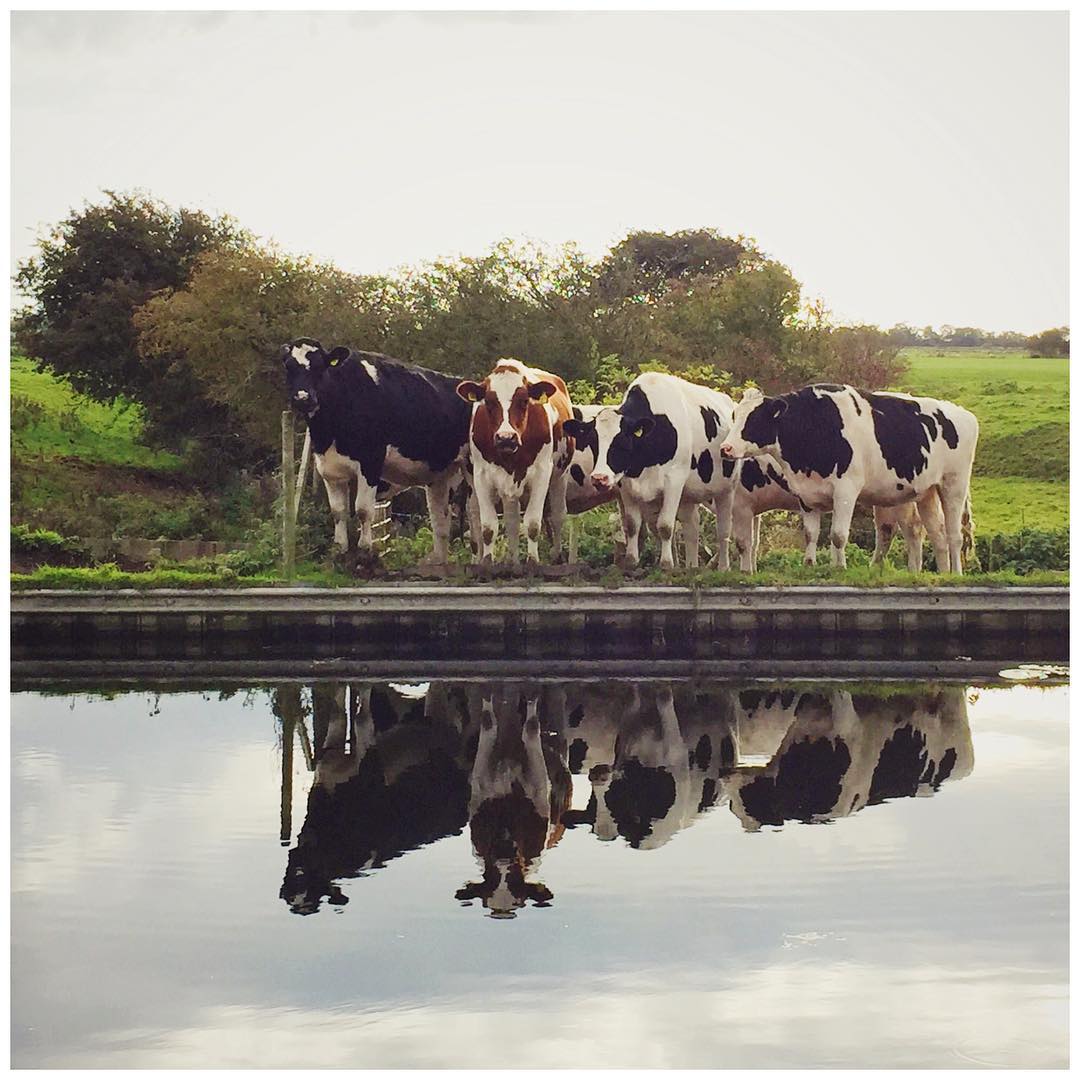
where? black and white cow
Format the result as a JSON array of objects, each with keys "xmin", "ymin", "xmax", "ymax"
[
  {"xmin": 563, "ymin": 373, "xmax": 738, "ymax": 570},
  {"xmin": 720, "ymin": 385, "xmax": 978, "ymax": 571},
  {"xmin": 280, "ymin": 339, "xmax": 472, "ymax": 563},
  {"xmin": 724, "ymin": 686, "xmax": 974, "ymax": 831}
]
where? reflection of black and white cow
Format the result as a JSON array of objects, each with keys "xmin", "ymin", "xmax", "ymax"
[
  {"xmin": 563, "ymin": 373, "xmax": 737, "ymax": 570},
  {"xmin": 280, "ymin": 339, "xmax": 471, "ymax": 562},
  {"xmin": 720, "ymin": 385, "xmax": 978, "ymax": 571},
  {"xmin": 280, "ymin": 683, "xmax": 468, "ymax": 915},
  {"xmin": 725, "ymin": 686, "xmax": 974, "ymax": 831},
  {"xmin": 456, "ymin": 686, "xmax": 572, "ymax": 917}
]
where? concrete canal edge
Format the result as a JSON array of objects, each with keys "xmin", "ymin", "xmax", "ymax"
[{"xmin": 11, "ymin": 586, "xmax": 1069, "ymax": 670}]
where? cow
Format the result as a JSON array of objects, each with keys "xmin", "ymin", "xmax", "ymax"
[
  {"xmin": 456, "ymin": 685, "xmax": 572, "ymax": 917},
  {"xmin": 565, "ymin": 405, "xmax": 617, "ymax": 515},
  {"xmin": 563, "ymin": 372, "xmax": 738, "ymax": 570},
  {"xmin": 456, "ymin": 359, "xmax": 574, "ymax": 565},
  {"xmin": 280, "ymin": 339, "xmax": 472, "ymax": 564},
  {"xmin": 872, "ymin": 488, "xmax": 953, "ymax": 572},
  {"xmin": 719, "ymin": 384, "xmax": 978, "ymax": 572},
  {"xmin": 279, "ymin": 682, "xmax": 469, "ymax": 915},
  {"xmin": 724, "ymin": 685, "xmax": 974, "ymax": 831}
]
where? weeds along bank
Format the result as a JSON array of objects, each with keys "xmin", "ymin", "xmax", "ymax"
[{"xmin": 9, "ymin": 347, "xmax": 1069, "ymax": 582}]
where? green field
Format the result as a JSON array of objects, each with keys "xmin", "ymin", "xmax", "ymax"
[
  {"xmin": 10, "ymin": 354, "xmax": 183, "ymax": 471},
  {"xmin": 894, "ymin": 347, "xmax": 1068, "ymax": 534}
]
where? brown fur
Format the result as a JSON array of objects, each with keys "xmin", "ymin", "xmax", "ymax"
[{"xmin": 459, "ymin": 364, "xmax": 574, "ymax": 485}]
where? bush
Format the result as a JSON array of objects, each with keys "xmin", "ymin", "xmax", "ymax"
[
  {"xmin": 975, "ymin": 528, "xmax": 1069, "ymax": 574},
  {"xmin": 11, "ymin": 524, "xmax": 87, "ymax": 563}
]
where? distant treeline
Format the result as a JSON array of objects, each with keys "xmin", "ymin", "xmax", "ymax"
[
  {"xmin": 885, "ymin": 323, "xmax": 1069, "ymax": 357},
  {"xmin": 11, "ymin": 191, "xmax": 1068, "ymax": 476}
]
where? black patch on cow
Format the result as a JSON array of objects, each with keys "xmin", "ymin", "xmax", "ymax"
[
  {"xmin": 568, "ymin": 738, "xmax": 588, "ymax": 774},
  {"xmin": 740, "ymin": 457, "xmax": 769, "ymax": 491},
  {"xmin": 570, "ymin": 464, "xmax": 586, "ymax": 487},
  {"xmin": 301, "ymin": 349, "xmax": 471, "ymax": 485},
  {"xmin": 604, "ymin": 759, "xmax": 677, "ymax": 848},
  {"xmin": 849, "ymin": 392, "xmax": 862, "ymax": 416},
  {"xmin": 868, "ymin": 723, "xmax": 929, "ymax": 804},
  {"xmin": 694, "ymin": 735, "xmax": 712, "ymax": 772},
  {"xmin": 698, "ymin": 777, "xmax": 718, "ymax": 813},
  {"xmin": 568, "ymin": 704, "xmax": 584, "ymax": 728},
  {"xmin": 701, "ymin": 406, "xmax": 721, "ymax": 441},
  {"xmin": 690, "ymin": 454, "xmax": 697, "ymax": 471},
  {"xmin": 794, "ymin": 692, "xmax": 830, "ymax": 718},
  {"xmin": 780, "ymin": 690, "xmax": 796, "ymax": 709},
  {"xmin": 719, "ymin": 735, "xmax": 735, "ymax": 767},
  {"xmin": 722, "ymin": 457, "xmax": 736, "ymax": 478},
  {"xmin": 748, "ymin": 388, "xmax": 854, "ymax": 480},
  {"xmin": 864, "ymin": 392, "xmax": 937, "ymax": 482},
  {"xmin": 766, "ymin": 463, "xmax": 791, "ymax": 492},
  {"xmin": 605, "ymin": 385, "xmax": 679, "ymax": 479},
  {"xmin": 934, "ymin": 408, "xmax": 959, "ymax": 449},
  {"xmin": 896, "ymin": 483, "xmax": 905, "ymax": 491},
  {"xmin": 933, "ymin": 748, "xmax": 957, "ymax": 788},
  {"xmin": 738, "ymin": 736, "xmax": 852, "ymax": 826},
  {"xmin": 696, "ymin": 448, "xmax": 714, "ymax": 484},
  {"xmin": 813, "ymin": 383, "xmax": 847, "ymax": 393},
  {"xmin": 739, "ymin": 690, "xmax": 764, "ymax": 713}
]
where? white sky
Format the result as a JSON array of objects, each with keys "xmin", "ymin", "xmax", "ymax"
[{"xmin": 10, "ymin": 10, "xmax": 1069, "ymax": 333}]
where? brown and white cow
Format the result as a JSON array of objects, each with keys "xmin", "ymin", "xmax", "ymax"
[{"xmin": 457, "ymin": 359, "xmax": 575, "ymax": 564}]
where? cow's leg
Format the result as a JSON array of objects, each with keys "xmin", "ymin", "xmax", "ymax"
[
  {"xmin": 466, "ymin": 490, "xmax": 482, "ymax": 558},
  {"xmin": 545, "ymin": 468, "xmax": 569, "ymax": 563},
  {"xmin": 504, "ymin": 497, "xmax": 522, "ymax": 565},
  {"xmin": 621, "ymin": 499, "xmax": 644, "ymax": 568},
  {"xmin": 829, "ymin": 489, "xmax": 857, "ymax": 569},
  {"xmin": 732, "ymin": 500, "xmax": 755, "ymax": 572},
  {"xmin": 751, "ymin": 514, "xmax": 762, "ymax": 573},
  {"xmin": 802, "ymin": 511, "xmax": 821, "ymax": 566},
  {"xmin": 322, "ymin": 474, "xmax": 352, "ymax": 552},
  {"xmin": 522, "ymin": 694, "xmax": 552, "ymax": 817},
  {"xmin": 656, "ymin": 478, "xmax": 684, "ymax": 570},
  {"xmin": 901, "ymin": 515, "xmax": 925, "ymax": 572},
  {"xmin": 938, "ymin": 478, "xmax": 969, "ymax": 574},
  {"xmin": 871, "ymin": 508, "xmax": 895, "ymax": 568},
  {"xmin": 354, "ymin": 475, "xmax": 379, "ymax": 553},
  {"xmin": 711, "ymin": 487, "xmax": 734, "ymax": 571},
  {"xmin": 918, "ymin": 489, "xmax": 950, "ymax": 573},
  {"xmin": 523, "ymin": 462, "xmax": 554, "ymax": 565},
  {"xmin": 677, "ymin": 501, "xmax": 701, "ymax": 568},
  {"xmin": 424, "ymin": 474, "xmax": 453, "ymax": 565},
  {"xmin": 473, "ymin": 481, "xmax": 500, "ymax": 564}
]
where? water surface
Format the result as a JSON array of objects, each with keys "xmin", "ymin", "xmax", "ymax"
[{"xmin": 12, "ymin": 677, "xmax": 1068, "ymax": 1068}]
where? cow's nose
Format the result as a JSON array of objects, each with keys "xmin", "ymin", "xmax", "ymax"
[
  {"xmin": 591, "ymin": 472, "xmax": 612, "ymax": 489},
  {"xmin": 719, "ymin": 444, "xmax": 734, "ymax": 458},
  {"xmin": 495, "ymin": 433, "xmax": 520, "ymax": 450}
]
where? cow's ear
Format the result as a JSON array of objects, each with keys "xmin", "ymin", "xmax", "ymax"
[
  {"xmin": 456, "ymin": 381, "xmax": 486, "ymax": 403},
  {"xmin": 572, "ymin": 405, "xmax": 584, "ymax": 422},
  {"xmin": 327, "ymin": 347, "xmax": 350, "ymax": 367},
  {"xmin": 455, "ymin": 881, "xmax": 488, "ymax": 901},
  {"xmin": 767, "ymin": 398, "xmax": 788, "ymax": 420},
  {"xmin": 528, "ymin": 380, "xmax": 557, "ymax": 404},
  {"xmin": 562, "ymin": 418, "xmax": 584, "ymax": 441},
  {"xmin": 631, "ymin": 417, "xmax": 655, "ymax": 439}
]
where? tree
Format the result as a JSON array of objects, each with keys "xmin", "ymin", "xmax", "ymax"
[
  {"xmin": 13, "ymin": 191, "xmax": 245, "ymax": 453},
  {"xmin": 1026, "ymin": 327, "xmax": 1070, "ymax": 358}
]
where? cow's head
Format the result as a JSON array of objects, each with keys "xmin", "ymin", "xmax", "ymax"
[
  {"xmin": 455, "ymin": 858, "xmax": 554, "ymax": 918},
  {"xmin": 279, "ymin": 339, "xmax": 349, "ymax": 418},
  {"xmin": 456, "ymin": 361, "xmax": 556, "ymax": 454},
  {"xmin": 563, "ymin": 406, "xmax": 654, "ymax": 493},
  {"xmin": 720, "ymin": 387, "xmax": 785, "ymax": 460}
]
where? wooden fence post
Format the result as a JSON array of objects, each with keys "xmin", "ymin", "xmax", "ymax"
[
  {"xmin": 294, "ymin": 429, "xmax": 311, "ymax": 520},
  {"xmin": 282, "ymin": 410, "xmax": 297, "ymax": 582}
]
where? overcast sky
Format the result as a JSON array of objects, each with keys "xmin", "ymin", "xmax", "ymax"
[{"xmin": 11, "ymin": 11, "xmax": 1069, "ymax": 333}]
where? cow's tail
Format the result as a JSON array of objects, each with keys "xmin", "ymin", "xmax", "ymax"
[{"xmin": 960, "ymin": 489, "xmax": 975, "ymax": 561}]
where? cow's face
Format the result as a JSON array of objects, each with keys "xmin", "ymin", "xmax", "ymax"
[
  {"xmin": 565, "ymin": 407, "xmax": 653, "ymax": 492},
  {"xmin": 455, "ymin": 857, "xmax": 553, "ymax": 918},
  {"xmin": 457, "ymin": 365, "xmax": 556, "ymax": 454},
  {"xmin": 280, "ymin": 339, "xmax": 349, "ymax": 418},
  {"xmin": 721, "ymin": 388, "xmax": 785, "ymax": 459}
]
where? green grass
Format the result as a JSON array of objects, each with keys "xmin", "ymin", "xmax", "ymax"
[
  {"xmin": 894, "ymin": 347, "xmax": 1068, "ymax": 533},
  {"xmin": 11, "ymin": 354, "xmax": 183, "ymax": 472}
]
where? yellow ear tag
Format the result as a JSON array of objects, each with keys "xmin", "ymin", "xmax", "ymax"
[
  {"xmin": 536, "ymin": 392, "xmax": 549, "ymax": 405},
  {"xmin": 634, "ymin": 426, "xmax": 644, "ymax": 438},
  {"xmin": 328, "ymin": 357, "xmax": 338, "ymax": 366}
]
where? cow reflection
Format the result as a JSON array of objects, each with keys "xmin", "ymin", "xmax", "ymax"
[
  {"xmin": 280, "ymin": 682, "xmax": 468, "ymax": 915},
  {"xmin": 457, "ymin": 686, "xmax": 572, "ymax": 918},
  {"xmin": 726, "ymin": 687, "xmax": 974, "ymax": 830}
]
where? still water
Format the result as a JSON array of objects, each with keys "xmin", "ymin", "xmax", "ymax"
[{"xmin": 12, "ymin": 677, "xmax": 1068, "ymax": 1068}]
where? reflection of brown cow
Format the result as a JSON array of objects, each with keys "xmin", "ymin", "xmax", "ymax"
[
  {"xmin": 456, "ymin": 686, "xmax": 572, "ymax": 918},
  {"xmin": 457, "ymin": 359, "xmax": 574, "ymax": 564}
]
